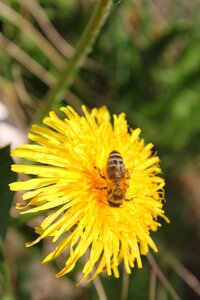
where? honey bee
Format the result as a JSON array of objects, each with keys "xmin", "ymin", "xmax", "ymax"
[{"xmin": 97, "ymin": 150, "xmax": 130, "ymax": 207}]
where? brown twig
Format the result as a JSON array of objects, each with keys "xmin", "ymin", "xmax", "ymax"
[
  {"xmin": 121, "ymin": 267, "xmax": 129, "ymax": 300},
  {"xmin": 93, "ymin": 276, "xmax": 108, "ymax": 300},
  {"xmin": 0, "ymin": 2, "xmax": 64, "ymax": 69},
  {"xmin": 0, "ymin": 33, "xmax": 83, "ymax": 115},
  {"xmin": 11, "ymin": 64, "xmax": 33, "ymax": 106},
  {"xmin": 21, "ymin": 0, "xmax": 101, "ymax": 71},
  {"xmin": 22, "ymin": 0, "xmax": 73, "ymax": 57},
  {"xmin": 0, "ymin": 33, "xmax": 55, "ymax": 87},
  {"xmin": 0, "ymin": 78, "xmax": 27, "ymax": 131},
  {"xmin": 147, "ymin": 252, "xmax": 181, "ymax": 300},
  {"xmin": 149, "ymin": 269, "xmax": 157, "ymax": 300},
  {"xmin": 165, "ymin": 254, "xmax": 200, "ymax": 297}
]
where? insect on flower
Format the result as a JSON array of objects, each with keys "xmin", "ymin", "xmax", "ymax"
[
  {"xmin": 97, "ymin": 150, "xmax": 131, "ymax": 207},
  {"xmin": 9, "ymin": 105, "xmax": 169, "ymax": 283}
]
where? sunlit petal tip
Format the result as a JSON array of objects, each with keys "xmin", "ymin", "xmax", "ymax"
[
  {"xmin": 10, "ymin": 165, "xmax": 16, "ymax": 172},
  {"xmin": 10, "ymin": 105, "xmax": 168, "ymax": 283},
  {"xmin": 15, "ymin": 203, "xmax": 27, "ymax": 210},
  {"xmin": 25, "ymin": 237, "xmax": 41, "ymax": 247},
  {"xmin": 162, "ymin": 215, "xmax": 170, "ymax": 223},
  {"xmin": 9, "ymin": 182, "xmax": 16, "ymax": 191}
]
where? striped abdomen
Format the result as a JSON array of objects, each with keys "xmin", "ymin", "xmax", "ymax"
[{"xmin": 106, "ymin": 150, "xmax": 125, "ymax": 179}]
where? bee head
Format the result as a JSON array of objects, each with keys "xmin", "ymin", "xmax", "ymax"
[{"xmin": 113, "ymin": 189, "xmax": 124, "ymax": 200}]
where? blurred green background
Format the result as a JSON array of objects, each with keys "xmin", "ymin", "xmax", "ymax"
[{"xmin": 0, "ymin": 0, "xmax": 200, "ymax": 299}]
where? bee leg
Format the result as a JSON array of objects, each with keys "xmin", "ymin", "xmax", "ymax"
[
  {"xmin": 125, "ymin": 169, "xmax": 130, "ymax": 179},
  {"xmin": 99, "ymin": 200, "xmax": 109, "ymax": 206},
  {"xmin": 96, "ymin": 186, "xmax": 107, "ymax": 190},
  {"xmin": 125, "ymin": 197, "xmax": 134, "ymax": 202},
  {"xmin": 94, "ymin": 166, "xmax": 106, "ymax": 179}
]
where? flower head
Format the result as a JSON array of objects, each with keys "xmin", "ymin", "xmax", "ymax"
[{"xmin": 10, "ymin": 105, "xmax": 168, "ymax": 283}]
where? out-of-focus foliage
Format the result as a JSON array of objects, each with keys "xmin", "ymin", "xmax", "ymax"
[
  {"xmin": 0, "ymin": 0, "xmax": 200, "ymax": 299},
  {"xmin": 91, "ymin": 3, "xmax": 200, "ymax": 172},
  {"xmin": 1, "ymin": 0, "xmax": 200, "ymax": 171},
  {"xmin": 0, "ymin": 145, "xmax": 17, "ymax": 239}
]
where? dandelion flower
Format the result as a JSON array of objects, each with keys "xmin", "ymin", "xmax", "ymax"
[{"xmin": 10, "ymin": 105, "xmax": 168, "ymax": 283}]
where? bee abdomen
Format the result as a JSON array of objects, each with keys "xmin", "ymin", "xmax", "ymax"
[{"xmin": 106, "ymin": 150, "xmax": 125, "ymax": 179}]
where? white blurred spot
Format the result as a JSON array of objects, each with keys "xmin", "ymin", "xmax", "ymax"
[
  {"xmin": 0, "ymin": 123, "xmax": 27, "ymax": 149},
  {"xmin": 0, "ymin": 101, "xmax": 9, "ymax": 120}
]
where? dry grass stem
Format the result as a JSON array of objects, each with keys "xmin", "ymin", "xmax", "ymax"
[
  {"xmin": 11, "ymin": 65, "xmax": 33, "ymax": 106},
  {"xmin": 93, "ymin": 276, "xmax": 108, "ymax": 300},
  {"xmin": 21, "ymin": 0, "xmax": 101, "ymax": 71},
  {"xmin": 121, "ymin": 267, "xmax": 129, "ymax": 300},
  {"xmin": 147, "ymin": 252, "xmax": 181, "ymax": 300},
  {"xmin": 149, "ymin": 269, "xmax": 157, "ymax": 300},
  {"xmin": 22, "ymin": 0, "xmax": 73, "ymax": 57},
  {"xmin": 0, "ymin": 33, "xmax": 55, "ymax": 87},
  {"xmin": 166, "ymin": 254, "xmax": 200, "ymax": 297},
  {"xmin": 0, "ymin": 2, "xmax": 64, "ymax": 68},
  {"xmin": 0, "ymin": 84, "xmax": 26, "ymax": 131},
  {"xmin": 0, "ymin": 33, "xmax": 91, "ymax": 101}
]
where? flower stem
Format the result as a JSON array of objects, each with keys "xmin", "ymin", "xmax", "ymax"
[{"xmin": 39, "ymin": 0, "xmax": 113, "ymax": 121}]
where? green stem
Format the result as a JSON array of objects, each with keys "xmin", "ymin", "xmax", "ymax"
[{"xmin": 39, "ymin": 0, "xmax": 113, "ymax": 121}]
